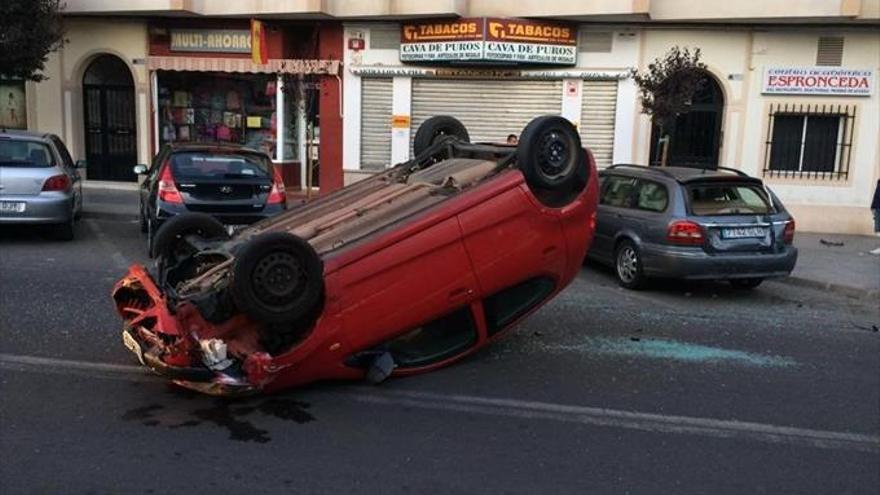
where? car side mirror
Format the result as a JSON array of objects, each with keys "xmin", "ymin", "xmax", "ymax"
[
  {"xmin": 75, "ymin": 160, "xmax": 87, "ymax": 169},
  {"xmin": 133, "ymin": 164, "xmax": 148, "ymax": 175}
]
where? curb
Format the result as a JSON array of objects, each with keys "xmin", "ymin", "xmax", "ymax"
[{"xmin": 779, "ymin": 275, "xmax": 879, "ymax": 300}]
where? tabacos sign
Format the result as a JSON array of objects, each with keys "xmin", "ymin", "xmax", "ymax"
[
  {"xmin": 762, "ymin": 67, "xmax": 874, "ymax": 96},
  {"xmin": 400, "ymin": 18, "xmax": 577, "ymax": 65}
]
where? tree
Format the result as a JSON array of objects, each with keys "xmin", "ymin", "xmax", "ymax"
[
  {"xmin": 629, "ymin": 47, "xmax": 707, "ymax": 166},
  {"xmin": 0, "ymin": 0, "xmax": 66, "ymax": 81}
]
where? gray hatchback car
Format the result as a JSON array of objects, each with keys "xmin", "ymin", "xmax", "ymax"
[
  {"xmin": 588, "ymin": 165, "xmax": 797, "ymax": 290},
  {"xmin": 0, "ymin": 130, "xmax": 84, "ymax": 240}
]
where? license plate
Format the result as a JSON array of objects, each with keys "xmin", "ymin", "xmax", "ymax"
[
  {"xmin": 722, "ymin": 227, "xmax": 766, "ymax": 239},
  {"xmin": 0, "ymin": 201, "xmax": 26, "ymax": 213},
  {"xmin": 122, "ymin": 330, "xmax": 145, "ymax": 366}
]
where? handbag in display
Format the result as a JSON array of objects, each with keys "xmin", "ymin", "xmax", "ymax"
[
  {"xmin": 177, "ymin": 125, "xmax": 191, "ymax": 141},
  {"xmin": 172, "ymin": 91, "xmax": 191, "ymax": 107},
  {"xmin": 184, "ymin": 108, "xmax": 195, "ymax": 125}
]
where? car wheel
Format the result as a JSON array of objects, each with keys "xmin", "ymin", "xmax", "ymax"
[
  {"xmin": 151, "ymin": 213, "xmax": 229, "ymax": 261},
  {"xmin": 54, "ymin": 217, "xmax": 75, "ymax": 241},
  {"xmin": 730, "ymin": 278, "xmax": 763, "ymax": 290},
  {"xmin": 231, "ymin": 232, "xmax": 324, "ymax": 326},
  {"xmin": 412, "ymin": 115, "xmax": 470, "ymax": 157},
  {"xmin": 615, "ymin": 240, "xmax": 646, "ymax": 290},
  {"xmin": 139, "ymin": 207, "xmax": 148, "ymax": 233},
  {"xmin": 517, "ymin": 115, "xmax": 583, "ymax": 192}
]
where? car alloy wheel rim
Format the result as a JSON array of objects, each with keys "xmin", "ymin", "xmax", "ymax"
[
  {"xmin": 537, "ymin": 130, "xmax": 572, "ymax": 180},
  {"xmin": 617, "ymin": 247, "xmax": 638, "ymax": 283},
  {"xmin": 252, "ymin": 252, "xmax": 304, "ymax": 307}
]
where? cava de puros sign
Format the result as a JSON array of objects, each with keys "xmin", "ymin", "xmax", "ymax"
[
  {"xmin": 400, "ymin": 18, "xmax": 577, "ymax": 65},
  {"xmin": 762, "ymin": 67, "xmax": 874, "ymax": 96}
]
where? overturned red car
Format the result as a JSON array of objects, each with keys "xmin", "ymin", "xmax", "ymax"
[{"xmin": 112, "ymin": 115, "xmax": 599, "ymax": 395}]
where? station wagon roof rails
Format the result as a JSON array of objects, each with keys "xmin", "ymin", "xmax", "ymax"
[{"xmin": 606, "ymin": 164, "xmax": 678, "ymax": 180}]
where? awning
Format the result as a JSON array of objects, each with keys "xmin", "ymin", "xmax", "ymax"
[{"xmin": 146, "ymin": 56, "xmax": 340, "ymax": 75}]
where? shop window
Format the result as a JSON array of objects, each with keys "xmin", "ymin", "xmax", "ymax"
[
  {"xmin": 764, "ymin": 103, "xmax": 854, "ymax": 180},
  {"xmin": 157, "ymin": 72, "xmax": 280, "ymax": 156},
  {"xmin": 0, "ymin": 79, "xmax": 27, "ymax": 129},
  {"xmin": 484, "ymin": 277, "xmax": 556, "ymax": 336}
]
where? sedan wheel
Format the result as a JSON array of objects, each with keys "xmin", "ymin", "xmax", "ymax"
[{"xmin": 615, "ymin": 241, "xmax": 645, "ymax": 290}]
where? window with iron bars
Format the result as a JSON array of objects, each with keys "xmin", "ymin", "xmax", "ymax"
[{"xmin": 763, "ymin": 103, "xmax": 855, "ymax": 180}]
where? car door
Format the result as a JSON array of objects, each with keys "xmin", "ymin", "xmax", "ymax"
[
  {"xmin": 335, "ymin": 216, "xmax": 481, "ymax": 354},
  {"xmin": 592, "ymin": 175, "xmax": 637, "ymax": 263},
  {"xmin": 143, "ymin": 147, "xmax": 168, "ymax": 221}
]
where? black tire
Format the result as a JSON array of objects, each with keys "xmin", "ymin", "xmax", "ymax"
[
  {"xmin": 730, "ymin": 278, "xmax": 763, "ymax": 290},
  {"xmin": 615, "ymin": 240, "xmax": 646, "ymax": 290},
  {"xmin": 517, "ymin": 116, "xmax": 583, "ymax": 191},
  {"xmin": 150, "ymin": 212, "xmax": 228, "ymax": 260},
  {"xmin": 413, "ymin": 116, "xmax": 470, "ymax": 157},
  {"xmin": 231, "ymin": 232, "xmax": 324, "ymax": 325},
  {"xmin": 54, "ymin": 217, "xmax": 75, "ymax": 241}
]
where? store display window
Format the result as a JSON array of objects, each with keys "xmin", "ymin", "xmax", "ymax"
[{"xmin": 157, "ymin": 71, "xmax": 278, "ymax": 156}]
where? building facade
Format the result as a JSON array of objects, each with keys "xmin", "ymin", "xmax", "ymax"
[{"xmin": 10, "ymin": 0, "xmax": 880, "ymax": 233}]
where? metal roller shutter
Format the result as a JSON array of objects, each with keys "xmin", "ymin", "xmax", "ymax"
[
  {"xmin": 580, "ymin": 80, "xmax": 618, "ymax": 168},
  {"xmin": 360, "ymin": 78, "xmax": 393, "ymax": 170},
  {"xmin": 411, "ymin": 79, "xmax": 563, "ymax": 153}
]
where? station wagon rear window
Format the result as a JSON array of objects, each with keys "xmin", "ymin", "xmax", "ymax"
[
  {"xmin": 687, "ymin": 183, "xmax": 774, "ymax": 216},
  {"xmin": 169, "ymin": 151, "xmax": 270, "ymax": 180},
  {"xmin": 0, "ymin": 140, "xmax": 55, "ymax": 168}
]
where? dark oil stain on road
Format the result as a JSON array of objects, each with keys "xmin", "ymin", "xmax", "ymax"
[{"xmin": 121, "ymin": 394, "xmax": 315, "ymax": 443}]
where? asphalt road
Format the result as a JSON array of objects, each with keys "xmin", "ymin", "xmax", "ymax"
[{"xmin": 1, "ymin": 199, "xmax": 878, "ymax": 494}]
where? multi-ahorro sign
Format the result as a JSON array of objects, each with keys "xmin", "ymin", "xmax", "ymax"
[
  {"xmin": 762, "ymin": 67, "xmax": 874, "ymax": 96},
  {"xmin": 400, "ymin": 18, "xmax": 577, "ymax": 65}
]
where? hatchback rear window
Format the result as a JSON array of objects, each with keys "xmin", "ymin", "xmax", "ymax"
[
  {"xmin": 169, "ymin": 151, "xmax": 270, "ymax": 180},
  {"xmin": 0, "ymin": 139, "xmax": 55, "ymax": 168},
  {"xmin": 687, "ymin": 183, "xmax": 773, "ymax": 215}
]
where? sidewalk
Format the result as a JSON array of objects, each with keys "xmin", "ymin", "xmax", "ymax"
[{"xmin": 786, "ymin": 232, "xmax": 880, "ymax": 299}]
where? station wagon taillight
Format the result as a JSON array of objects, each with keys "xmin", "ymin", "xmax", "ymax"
[
  {"xmin": 266, "ymin": 165, "xmax": 286, "ymax": 206},
  {"xmin": 667, "ymin": 220, "xmax": 705, "ymax": 246},
  {"xmin": 41, "ymin": 174, "xmax": 71, "ymax": 192},
  {"xmin": 158, "ymin": 164, "xmax": 183, "ymax": 204},
  {"xmin": 783, "ymin": 219, "xmax": 796, "ymax": 245}
]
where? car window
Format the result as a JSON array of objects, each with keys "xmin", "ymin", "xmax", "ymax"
[
  {"xmin": 0, "ymin": 139, "xmax": 55, "ymax": 168},
  {"xmin": 688, "ymin": 183, "xmax": 774, "ymax": 216},
  {"xmin": 170, "ymin": 151, "xmax": 270, "ymax": 180},
  {"xmin": 379, "ymin": 307, "xmax": 477, "ymax": 369},
  {"xmin": 484, "ymin": 277, "xmax": 556, "ymax": 336},
  {"xmin": 50, "ymin": 136, "xmax": 75, "ymax": 169},
  {"xmin": 600, "ymin": 176, "xmax": 637, "ymax": 208},
  {"xmin": 635, "ymin": 180, "xmax": 669, "ymax": 213}
]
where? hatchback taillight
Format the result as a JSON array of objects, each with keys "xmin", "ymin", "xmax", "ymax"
[
  {"xmin": 667, "ymin": 220, "xmax": 705, "ymax": 246},
  {"xmin": 783, "ymin": 219, "xmax": 795, "ymax": 245},
  {"xmin": 42, "ymin": 174, "xmax": 71, "ymax": 192},
  {"xmin": 157, "ymin": 164, "xmax": 183, "ymax": 204},
  {"xmin": 266, "ymin": 165, "xmax": 286, "ymax": 206}
]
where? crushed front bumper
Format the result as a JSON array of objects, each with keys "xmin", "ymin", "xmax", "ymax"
[{"xmin": 112, "ymin": 264, "xmax": 274, "ymax": 396}]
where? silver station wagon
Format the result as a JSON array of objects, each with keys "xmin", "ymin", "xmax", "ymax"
[
  {"xmin": 588, "ymin": 165, "xmax": 797, "ymax": 290},
  {"xmin": 0, "ymin": 130, "xmax": 84, "ymax": 240}
]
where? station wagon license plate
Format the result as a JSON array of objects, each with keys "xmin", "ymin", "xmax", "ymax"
[
  {"xmin": 722, "ymin": 227, "xmax": 766, "ymax": 239},
  {"xmin": 0, "ymin": 201, "xmax": 26, "ymax": 214}
]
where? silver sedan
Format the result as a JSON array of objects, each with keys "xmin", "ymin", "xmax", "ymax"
[{"xmin": 0, "ymin": 130, "xmax": 84, "ymax": 240}]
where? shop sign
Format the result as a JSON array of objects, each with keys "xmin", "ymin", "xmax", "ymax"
[
  {"xmin": 762, "ymin": 67, "xmax": 874, "ymax": 96},
  {"xmin": 400, "ymin": 18, "xmax": 576, "ymax": 66},
  {"xmin": 170, "ymin": 29, "xmax": 252, "ymax": 53},
  {"xmin": 351, "ymin": 65, "xmax": 626, "ymax": 81}
]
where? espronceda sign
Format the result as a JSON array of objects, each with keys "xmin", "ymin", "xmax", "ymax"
[
  {"xmin": 170, "ymin": 29, "xmax": 252, "ymax": 53},
  {"xmin": 400, "ymin": 18, "xmax": 577, "ymax": 65},
  {"xmin": 762, "ymin": 67, "xmax": 874, "ymax": 96}
]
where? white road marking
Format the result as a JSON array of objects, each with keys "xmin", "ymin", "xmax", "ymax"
[
  {"xmin": 2, "ymin": 352, "xmax": 877, "ymax": 453},
  {"xmin": 84, "ymin": 219, "xmax": 131, "ymax": 270}
]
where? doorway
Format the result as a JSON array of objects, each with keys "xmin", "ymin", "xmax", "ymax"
[
  {"xmin": 82, "ymin": 54, "xmax": 137, "ymax": 181},
  {"xmin": 650, "ymin": 72, "xmax": 724, "ymax": 169}
]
